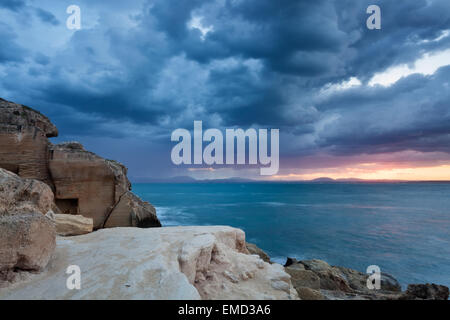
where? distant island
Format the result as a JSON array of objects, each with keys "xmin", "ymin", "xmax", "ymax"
[{"xmin": 131, "ymin": 176, "xmax": 450, "ymax": 184}]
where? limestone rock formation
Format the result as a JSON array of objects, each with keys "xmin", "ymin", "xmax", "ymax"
[
  {"xmin": 0, "ymin": 98, "xmax": 160, "ymax": 230},
  {"xmin": 0, "ymin": 168, "xmax": 56, "ymax": 215},
  {"xmin": 46, "ymin": 212, "xmax": 93, "ymax": 236},
  {"xmin": 104, "ymin": 191, "xmax": 161, "ymax": 228},
  {"xmin": 0, "ymin": 226, "xmax": 298, "ymax": 300},
  {"xmin": 48, "ymin": 142, "xmax": 161, "ymax": 229},
  {"xmin": 0, "ymin": 212, "xmax": 56, "ymax": 284},
  {"xmin": 48, "ymin": 142, "xmax": 120, "ymax": 228},
  {"xmin": 0, "ymin": 98, "xmax": 57, "ymax": 186},
  {"xmin": 0, "ymin": 169, "xmax": 57, "ymax": 284}
]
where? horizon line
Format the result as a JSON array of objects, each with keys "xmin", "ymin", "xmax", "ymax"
[{"xmin": 130, "ymin": 176, "xmax": 450, "ymax": 183}]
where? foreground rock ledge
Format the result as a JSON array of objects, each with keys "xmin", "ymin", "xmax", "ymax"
[{"xmin": 0, "ymin": 226, "xmax": 298, "ymax": 300}]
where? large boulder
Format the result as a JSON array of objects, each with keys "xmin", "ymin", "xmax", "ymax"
[
  {"xmin": 104, "ymin": 191, "xmax": 161, "ymax": 228},
  {"xmin": 0, "ymin": 226, "xmax": 298, "ymax": 300},
  {"xmin": 0, "ymin": 168, "xmax": 56, "ymax": 215},
  {"xmin": 0, "ymin": 212, "xmax": 56, "ymax": 283}
]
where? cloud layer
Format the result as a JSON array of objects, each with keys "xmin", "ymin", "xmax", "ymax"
[{"xmin": 1, "ymin": 0, "xmax": 449, "ymax": 179}]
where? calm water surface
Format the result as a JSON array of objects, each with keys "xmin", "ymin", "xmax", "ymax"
[{"xmin": 134, "ymin": 183, "xmax": 450, "ymax": 288}]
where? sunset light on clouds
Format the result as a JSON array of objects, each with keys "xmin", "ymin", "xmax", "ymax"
[
  {"xmin": 270, "ymin": 165, "xmax": 450, "ymax": 181},
  {"xmin": 1, "ymin": 0, "xmax": 450, "ymax": 181}
]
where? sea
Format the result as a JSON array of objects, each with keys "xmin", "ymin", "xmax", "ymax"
[{"xmin": 133, "ymin": 182, "xmax": 450, "ymax": 289}]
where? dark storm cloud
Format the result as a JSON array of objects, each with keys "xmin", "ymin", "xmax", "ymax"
[
  {"xmin": 206, "ymin": 64, "xmax": 285, "ymax": 126},
  {"xmin": 334, "ymin": 0, "xmax": 450, "ymax": 81},
  {"xmin": 35, "ymin": 8, "xmax": 59, "ymax": 26},
  {"xmin": 0, "ymin": 0, "xmax": 25, "ymax": 12},
  {"xmin": 155, "ymin": 0, "xmax": 348, "ymax": 78},
  {"xmin": 0, "ymin": 23, "xmax": 26, "ymax": 63},
  {"xmin": 314, "ymin": 66, "xmax": 450, "ymax": 155},
  {"xmin": 0, "ymin": 0, "xmax": 449, "ymax": 177}
]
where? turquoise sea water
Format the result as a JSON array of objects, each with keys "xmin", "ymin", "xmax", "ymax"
[{"xmin": 133, "ymin": 183, "xmax": 450, "ymax": 289}]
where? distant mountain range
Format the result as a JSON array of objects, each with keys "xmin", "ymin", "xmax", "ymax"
[{"xmin": 131, "ymin": 176, "xmax": 450, "ymax": 184}]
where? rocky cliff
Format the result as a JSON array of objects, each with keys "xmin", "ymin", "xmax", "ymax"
[
  {"xmin": 0, "ymin": 98, "xmax": 160, "ymax": 229},
  {"xmin": 0, "ymin": 98, "xmax": 57, "ymax": 186}
]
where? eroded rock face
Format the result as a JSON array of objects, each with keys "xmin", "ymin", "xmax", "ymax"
[
  {"xmin": 246, "ymin": 243, "xmax": 271, "ymax": 263},
  {"xmin": 46, "ymin": 212, "xmax": 93, "ymax": 236},
  {"xmin": 0, "ymin": 99, "xmax": 57, "ymax": 186},
  {"xmin": 48, "ymin": 142, "xmax": 117, "ymax": 228},
  {"xmin": 104, "ymin": 191, "xmax": 161, "ymax": 228},
  {"xmin": 106, "ymin": 160, "xmax": 131, "ymax": 203},
  {"xmin": 0, "ymin": 227, "xmax": 298, "ymax": 300},
  {"xmin": 48, "ymin": 142, "xmax": 160, "ymax": 229},
  {"xmin": 0, "ymin": 168, "xmax": 56, "ymax": 215},
  {"xmin": 0, "ymin": 98, "xmax": 160, "ymax": 230},
  {"xmin": 0, "ymin": 212, "xmax": 56, "ymax": 283}
]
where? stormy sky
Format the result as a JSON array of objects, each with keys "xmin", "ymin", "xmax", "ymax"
[{"xmin": 1, "ymin": 0, "xmax": 450, "ymax": 180}]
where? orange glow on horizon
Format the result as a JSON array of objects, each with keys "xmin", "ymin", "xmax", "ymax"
[{"xmin": 269, "ymin": 165, "xmax": 450, "ymax": 181}]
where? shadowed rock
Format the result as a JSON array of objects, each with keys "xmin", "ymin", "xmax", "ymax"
[
  {"xmin": 104, "ymin": 191, "xmax": 161, "ymax": 228},
  {"xmin": 0, "ymin": 212, "xmax": 56, "ymax": 284},
  {"xmin": 400, "ymin": 283, "xmax": 449, "ymax": 300},
  {"xmin": 48, "ymin": 141, "xmax": 160, "ymax": 229},
  {"xmin": 283, "ymin": 257, "xmax": 408, "ymax": 300}
]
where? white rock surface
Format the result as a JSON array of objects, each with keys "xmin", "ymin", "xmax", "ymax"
[{"xmin": 0, "ymin": 226, "xmax": 298, "ymax": 300}]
